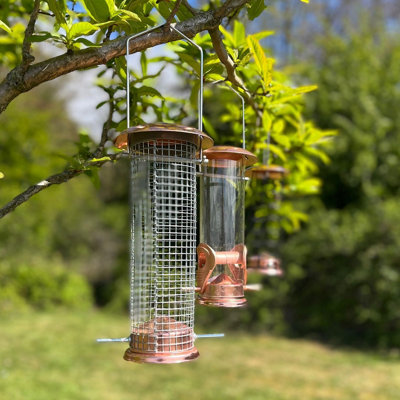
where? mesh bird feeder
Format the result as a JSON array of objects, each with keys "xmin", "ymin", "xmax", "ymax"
[
  {"xmin": 99, "ymin": 24, "xmax": 221, "ymax": 364},
  {"xmin": 123, "ymin": 123, "xmax": 212, "ymax": 363}
]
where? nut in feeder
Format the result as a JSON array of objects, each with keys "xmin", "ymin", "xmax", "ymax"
[
  {"xmin": 99, "ymin": 24, "xmax": 221, "ymax": 364},
  {"xmin": 197, "ymin": 86, "xmax": 257, "ymax": 307}
]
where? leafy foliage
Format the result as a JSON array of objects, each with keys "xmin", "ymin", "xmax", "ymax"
[{"xmin": 280, "ymin": 15, "xmax": 400, "ymax": 348}]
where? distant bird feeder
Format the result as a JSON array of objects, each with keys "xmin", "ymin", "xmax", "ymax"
[
  {"xmin": 248, "ymin": 252, "xmax": 283, "ymax": 276},
  {"xmin": 246, "ymin": 131, "xmax": 288, "ymax": 277}
]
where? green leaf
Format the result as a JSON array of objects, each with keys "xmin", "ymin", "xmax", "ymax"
[
  {"xmin": 269, "ymin": 144, "xmax": 287, "ymax": 161},
  {"xmin": 84, "ymin": 168, "xmax": 101, "ymax": 188},
  {"xmin": 137, "ymin": 86, "xmax": 163, "ymax": 98},
  {"xmin": 262, "ymin": 111, "xmax": 272, "ymax": 132},
  {"xmin": 219, "ymin": 25, "xmax": 234, "ymax": 48},
  {"xmin": 0, "ymin": 20, "xmax": 12, "ymax": 34},
  {"xmin": 247, "ymin": 0, "xmax": 266, "ymax": 21},
  {"xmin": 300, "ymin": 0, "xmax": 309, "ymax": 3},
  {"xmin": 247, "ymin": 35, "xmax": 273, "ymax": 88},
  {"xmin": 29, "ymin": 32, "xmax": 54, "ymax": 42},
  {"xmin": 74, "ymin": 37, "xmax": 101, "ymax": 47},
  {"xmin": 90, "ymin": 156, "xmax": 112, "ymax": 163},
  {"xmin": 233, "ymin": 21, "xmax": 245, "ymax": 47},
  {"xmin": 140, "ymin": 52, "xmax": 147, "ymax": 75},
  {"xmin": 178, "ymin": 53, "xmax": 201, "ymax": 76},
  {"xmin": 252, "ymin": 30, "xmax": 275, "ymax": 41},
  {"xmin": 80, "ymin": 0, "xmax": 111, "ymax": 22},
  {"xmin": 46, "ymin": 0, "xmax": 67, "ymax": 24},
  {"xmin": 67, "ymin": 22, "xmax": 99, "ymax": 40},
  {"xmin": 117, "ymin": 9, "xmax": 141, "ymax": 22},
  {"xmin": 0, "ymin": 171, "xmax": 4, "ymax": 179},
  {"xmin": 105, "ymin": 0, "xmax": 117, "ymax": 16}
]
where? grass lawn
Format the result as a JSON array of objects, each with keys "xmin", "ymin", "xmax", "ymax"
[{"xmin": 1, "ymin": 309, "xmax": 400, "ymax": 400}]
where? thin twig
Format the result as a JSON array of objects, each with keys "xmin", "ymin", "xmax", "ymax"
[
  {"xmin": 209, "ymin": 27, "xmax": 261, "ymax": 119},
  {"xmin": 96, "ymin": 96, "xmax": 115, "ymax": 157},
  {"xmin": 21, "ymin": 0, "xmax": 41, "ymax": 69},
  {"xmin": 182, "ymin": 0, "xmax": 199, "ymax": 15},
  {"xmin": 0, "ymin": 153, "xmax": 123, "ymax": 219},
  {"xmin": 0, "ymin": 98, "xmax": 118, "ymax": 219},
  {"xmin": 166, "ymin": 0, "xmax": 184, "ymax": 25},
  {"xmin": 214, "ymin": 0, "xmax": 248, "ymax": 19}
]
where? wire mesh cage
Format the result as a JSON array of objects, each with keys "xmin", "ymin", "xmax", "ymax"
[
  {"xmin": 197, "ymin": 146, "xmax": 257, "ymax": 307},
  {"xmin": 117, "ymin": 123, "xmax": 212, "ymax": 364}
]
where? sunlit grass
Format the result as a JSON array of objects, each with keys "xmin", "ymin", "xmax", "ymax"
[{"xmin": 1, "ymin": 310, "xmax": 400, "ymax": 400}]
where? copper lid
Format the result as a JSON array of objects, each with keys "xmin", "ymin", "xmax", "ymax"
[
  {"xmin": 204, "ymin": 146, "xmax": 257, "ymax": 167},
  {"xmin": 114, "ymin": 123, "xmax": 213, "ymax": 150},
  {"xmin": 246, "ymin": 164, "xmax": 288, "ymax": 180}
]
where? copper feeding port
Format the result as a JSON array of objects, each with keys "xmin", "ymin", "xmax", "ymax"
[
  {"xmin": 197, "ymin": 243, "xmax": 248, "ymax": 307},
  {"xmin": 248, "ymin": 253, "xmax": 283, "ymax": 277}
]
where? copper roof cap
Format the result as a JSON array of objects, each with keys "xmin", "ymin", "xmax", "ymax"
[
  {"xmin": 203, "ymin": 146, "xmax": 257, "ymax": 167},
  {"xmin": 246, "ymin": 164, "xmax": 288, "ymax": 180},
  {"xmin": 114, "ymin": 123, "xmax": 214, "ymax": 150}
]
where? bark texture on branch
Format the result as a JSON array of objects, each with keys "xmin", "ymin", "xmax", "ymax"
[{"xmin": 0, "ymin": 1, "xmax": 248, "ymax": 115}]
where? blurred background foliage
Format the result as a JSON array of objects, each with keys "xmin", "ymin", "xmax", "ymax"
[{"xmin": 1, "ymin": 0, "xmax": 400, "ymax": 352}]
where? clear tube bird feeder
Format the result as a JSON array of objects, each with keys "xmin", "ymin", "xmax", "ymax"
[{"xmin": 197, "ymin": 146, "xmax": 257, "ymax": 307}]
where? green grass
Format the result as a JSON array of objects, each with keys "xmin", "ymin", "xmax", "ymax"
[{"xmin": 1, "ymin": 310, "xmax": 400, "ymax": 400}]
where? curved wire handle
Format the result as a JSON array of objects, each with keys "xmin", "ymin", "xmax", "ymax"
[
  {"xmin": 125, "ymin": 23, "xmax": 204, "ymax": 131},
  {"xmin": 208, "ymin": 80, "xmax": 246, "ymax": 149}
]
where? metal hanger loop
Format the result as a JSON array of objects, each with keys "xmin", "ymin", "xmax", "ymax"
[{"xmin": 125, "ymin": 24, "xmax": 204, "ymax": 131}]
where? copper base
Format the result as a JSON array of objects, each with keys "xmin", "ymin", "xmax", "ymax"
[
  {"xmin": 124, "ymin": 347, "xmax": 199, "ymax": 364},
  {"xmin": 124, "ymin": 317, "xmax": 199, "ymax": 364},
  {"xmin": 198, "ymin": 273, "xmax": 247, "ymax": 308},
  {"xmin": 248, "ymin": 253, "xmax": 283, "ymax": 276},
  {"xmin": 198, "ymin": 296, "xmax": 247, "ymax": 308}
]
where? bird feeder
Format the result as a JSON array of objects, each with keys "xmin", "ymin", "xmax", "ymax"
[
  {"xmin": 98, "ymin": 24, "xmax": 223, "ymax": 364},
  {"xmin": 197, "ymin": 145, "xmax": 257, "ymax": 307},
  {"xmin": 123, "ymin": 123, "xmax": 212, "ymax": 363},
  {"xmin": 246, "ymin": 132, "xmax": 288, "ymax": 277},
  {"xmin": 248, "ymin": 252, "xmax": 283, "ymax": 276}
]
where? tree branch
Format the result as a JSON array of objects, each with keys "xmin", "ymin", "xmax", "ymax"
[
  {"xmin": 0, "ymin": 1, "xmax": 247, "ymax": 115},
  {"xmin": 209, "ymin": 27, "xmax": 261, "ymax": 118},
  {"xmin": 0, "ymin": 93, "xmax": 118, "ymax": 219},
  {"xmin": 166, "ymin": 0, "xmax": 184, "ymax": 25},
  {"xmin": 0, "ymin": 0, "xmax": 252, "ymax": 218},
  {"xmin": 21, "ymin": 0, "xmax": 41, "ymax": 69},
  {"xmin": 0, "ymin": 153, "xmax": 123, "ymax": 220},
  {"xmin": 182, "ymin": 0, "xmax": 200, "ymax": 15},
  {"xmin": 214, "ymin": 0, "xmax": 248, "ymax": 19}
]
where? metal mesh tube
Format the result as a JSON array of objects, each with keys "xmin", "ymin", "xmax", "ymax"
[{"xmin": 129, "ymin": 139, "xmax": 197, "ymax": 356}]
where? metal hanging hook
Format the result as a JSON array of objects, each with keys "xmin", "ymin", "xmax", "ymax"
[
  {"xmin": 125, "ymin": 24, "xmax": 204, "ymax": 131},
  {"xmin": 207, "ymin": 80, "xmax": 246, "ymax": 149}
]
